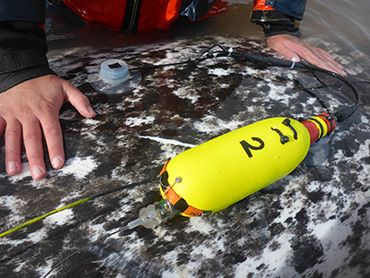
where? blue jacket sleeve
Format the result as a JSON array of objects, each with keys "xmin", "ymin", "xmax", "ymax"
[{"xmin": 267, "ymin": 0, "xmax": 306, "ymax": 20}]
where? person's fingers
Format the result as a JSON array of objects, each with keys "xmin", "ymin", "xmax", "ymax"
[
  {"xmin": 62, "ymin": 81, "xmax": 96, "ymax": 118},
  {"xmin": 40, "ymin": 114, "xmax": 64, "ymax": 170},
  {"xmin": 312, "ymin": 47, "xmax": 347, "ymax": 76},
  {"xmin": 4, "ymin": 119, "xmax": 22, "ymax": 175},
  {"xmin": 313, "ymin": 47, "xmax": 342, "ymax": 66},
  {"xmin": 284, "ymin": 40, "xmax": 325, "ymax": 66},
  {"xmin": 270, "ymin": 36, "xmax": 330, "ymax": 72},
  {"xmin": 268, "ymin": 39, "xmax": 301, "ymax": 61},
  {"xmin": 284, "ymin": 40, "xmax": 346, "ymax": 75},
  {"xmin": 22, "ymin": 118, "xmax": 46, "ymax": 180},
  {"xmin": 309, "ymin": 48, "xmax": 339, "ymax": 73},
  {"xmin": 267, "ymin": 35, "xmax": 347, "ymax": 76}
]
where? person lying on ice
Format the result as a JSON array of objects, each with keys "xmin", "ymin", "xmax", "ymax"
[{"xmin": 0, "ymin": 0, "xmax": 345, "ymax": 180}]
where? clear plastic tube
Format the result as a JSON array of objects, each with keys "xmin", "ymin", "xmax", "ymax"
[{"xmin": 126, "ymin": 199, "xmax": 179, "ymax": 229}]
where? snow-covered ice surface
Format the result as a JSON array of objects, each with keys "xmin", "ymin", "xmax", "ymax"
[{"xmin": 1, "ymin": 35, "xmax": 369, "ymax": 278}]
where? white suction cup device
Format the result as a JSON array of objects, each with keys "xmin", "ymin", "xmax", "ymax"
[
  {"xmin": 91, "ymin": 58, "xmax": 141, "ymax": 94},
  {"xmin": 100, "ymin": 59, "xmax": 130, "ymax": 84}
]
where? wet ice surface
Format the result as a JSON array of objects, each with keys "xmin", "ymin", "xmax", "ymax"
[{"xmin": 0, "ymin": 36, "xmax": 370, "ymax": 278}]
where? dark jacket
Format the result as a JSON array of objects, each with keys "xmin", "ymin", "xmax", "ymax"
[
  {"xmin": 0, "ymin": 0, "xmax": 306, "ymax": 92},
  {"xmin": 0, "ymin": 0, "xmax": 52, "ymax": 92}
]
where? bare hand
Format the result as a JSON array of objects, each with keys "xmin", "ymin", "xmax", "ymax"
[
  {"xmin": 0, "ymin": 75, "xmax": 96, "ymax": 180},
  {"xmin": 266, "ymin": 34, "xmax": 346, "ymax": 76}
]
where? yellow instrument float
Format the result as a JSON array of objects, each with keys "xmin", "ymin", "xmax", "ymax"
[
  {"xmin": 0, "ymin": 113, "xmax": 338, "ymax": 236},
  {"xmin": 158, "ymin": 113, "xmax": 336, "ymax": 217}
]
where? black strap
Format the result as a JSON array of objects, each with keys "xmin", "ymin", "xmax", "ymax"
[
  {"xmin": 250, "ymin": 10, "xmax": 301, "ymax": 37},
  {"xmin": 173, "ymin": 198, "xmax": 189, "ymax": 213},
  {"xmin": 121, "ymin": 0, "xmax": 143, "ymax": 34},
  {"xmin": 308, "ymin": 117, "xmax": 324, "ymax": 139}
]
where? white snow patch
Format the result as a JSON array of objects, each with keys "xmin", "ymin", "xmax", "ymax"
[
  {"xmin": 185, "ymin": 217, "xmax": 214, "ymax": 234},
  {"xmin": 354, "ymin": 139, "xmax": 370, "ymax": 160},
  {"xmin": 360, "ymin": 115, "xmax": 369, "ymax": 124},
  {"xmin": 27, "ymin": 227, "xmax": 48, "ymax": 243},
  {"xmin": 83, "ymin": 118, "xmax": 100, "ymax": 125},
  {"xmin": 163, "ymin": 260, "xmax": 199, "ymax": 278},
  {"xmin": 235, "ymin": 232, "xmax": 295, "ymax": 277},
  {"xmin": 172, "ymin": 87, "xmax": 199, "ymax": 103},
  {"xmin": 60, "ymin": 191, "xmax": 84, "ymax": 204},
  {"xmin": 59, "ymin": 156, "xmax": 97, "ymax": 179},
  {"xmin": 190, "ymin": 245, "xmax": 215, "ymax": 259},
  {"xmin": 194, "ymin": 115, "xmax": 244, "ymax": 134},
  {"xmin": 36, "ymin": 259, "xmax": 53, "ymax": 278},
  {"xmin": 125, "ymin": 115, "xmax": 155, "ymax": 127},
  {"xmin": 2, "ymin": 156, "xmax": 97, "ymax": 182},
  {"xmin": 159, "ymin": 145, "xmax": 185, "ymax": 162},
  {"xmin": 265, "ymin": 83, "xmax": 294, "ymax": 105},
  {"xmin": 304, "ymin": 205, "xmax": 366, "ymax": 277},
  {"xmin": 14, "ymin": 261, "xmax": 27, "ymax": 272},
  {"xmin": 0, "ymin": 196, "xmax": 26, "ymax": 223},
  {"xmin": 208, "ymin": 68, "xmax": 232, "ymax": 76},
  {"xmin": 44, "ymin": 209, "xmax": 74, "ymax": 226},
  {"xmin": 5, "ymin": 163, "xmax": 31, "ymax": 182},
  {"xmin": 87, "ymin": 223, "xmax": 107, "ymax": 241}
]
